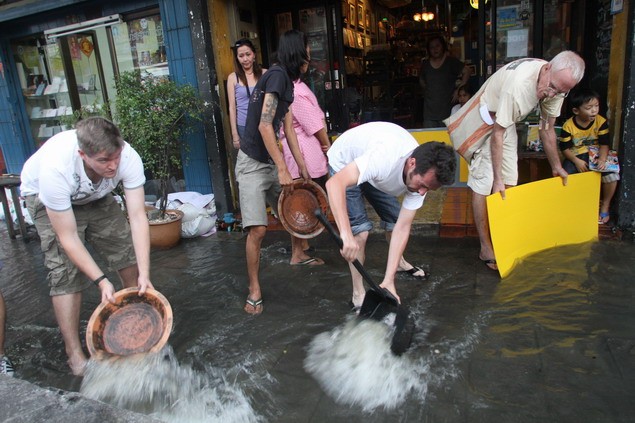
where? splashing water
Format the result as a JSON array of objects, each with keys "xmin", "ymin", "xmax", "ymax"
[
  {"xmin": 304, "ymin": 316, "xmax": 429, "ymax": 412},
  {"xmin": 80, "ymin": 346, "xmax": 262, "ymax": 423}
]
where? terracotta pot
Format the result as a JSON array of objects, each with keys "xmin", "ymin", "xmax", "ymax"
[
  {"xmin": 86, "ymin": 287, "xmax": 173, "ymax": 358},
  {"xmin": 149, "ymin": 209, "xmax": 184, "ymax": 249}
]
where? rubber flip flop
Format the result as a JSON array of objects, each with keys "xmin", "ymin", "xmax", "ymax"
[
  {"xmin": 480, "ymin": 258, "xmax": 498, "ymax": 271},
  {"xmin": 290, "ymin": 257, "xmax": 324, "ymax": 266},
  {"xmin": 397, "ymin": 265, "xmax": 429, "ymax": 280},
  {"xmin": 244, "ymin": 297, "xmax": 263, "ymax": 315}
]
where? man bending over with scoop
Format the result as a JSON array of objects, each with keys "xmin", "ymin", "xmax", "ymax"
[
  {"xmin": 20, "ymin": 117, "xmax": 153, "ymax": 375},
  {"xmin": 326, "ymin": 122, "xmax": 456, "ymax": 308}
]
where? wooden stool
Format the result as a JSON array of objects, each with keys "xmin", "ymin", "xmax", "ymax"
[{"xmin": 0, "ymin": 174, "xmax": 28, "ymax": 240}]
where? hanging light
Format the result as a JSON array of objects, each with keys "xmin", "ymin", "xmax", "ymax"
[
  {"xmin": 470, "ymin": 0, "xmax": 489, "ymax": 9},
  {"xmin": 413, "ymin": 0, "xmax": 434, "ymax": 22}
]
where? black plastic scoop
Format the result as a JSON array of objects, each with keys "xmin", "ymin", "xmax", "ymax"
[{"xmin": 315, "ymin": 210, "xmax": 414, "ymax": 355}]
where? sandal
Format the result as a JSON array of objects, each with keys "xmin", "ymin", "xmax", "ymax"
[
  {"xmin": 598, "ymin": 212, "xmax": 610, "ymax": 225},
  {"xmin": 480, "ymin": 258, "xmax": 498, "ymax": 271},
  {"xmin": 397, "ymin": 265, "xmax": 429, "ymax": 280},
  {"xmin": 244, "ymin": 297, "xmax": 263, "ymax": 315},
  {"xmin": 290, "ymin": 257, "xmax": 324, "ymax": 266}
]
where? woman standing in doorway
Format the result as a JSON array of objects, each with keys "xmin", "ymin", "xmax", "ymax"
[{"xmin": 227, "ymin": 38, "xmax": 266, "ymax": 150}]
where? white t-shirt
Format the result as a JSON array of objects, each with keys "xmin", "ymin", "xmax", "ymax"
[
  {"xmin": 20, "ymin": 129, "xmax": 145, "ymax": 211},
  {"xmin": 480, "ymin": 58, "xmax": 564, "ymax": 129},
  {"xmin": 327, "ymin": 122, "xmax": 425, "ymax": 210},
  {"xmin": 444, "ymin": 58, "xmax": 565, "ymax": 161}
]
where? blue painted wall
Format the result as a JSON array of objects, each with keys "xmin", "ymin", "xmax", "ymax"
[{"xmin": 159, "ymin": 0, "xmax": 212, "ymax": 194}]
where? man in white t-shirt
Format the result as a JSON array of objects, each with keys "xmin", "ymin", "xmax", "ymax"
[
  {"xmin": 326, "ymin": 122, "xmax": 456, "ymax": 307},
  {"xmin": 443, "ymin": 51, "xmax": 585, "ymax": 271},
  {"xmin": 20, "ymin": 117, "xmax": 153, "ymax": 376}
]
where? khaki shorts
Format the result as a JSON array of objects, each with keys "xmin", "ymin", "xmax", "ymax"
[
  {"xmin": 25, "ymin": 194, "xmax": 136, "ymax": 296},
  {"xmin": 467, "ymin": 125, "xmax": 519, "ymax": 196},
  {"xmin": 235, "ymin": 150, "xmax": 281, "ymax": 228}
]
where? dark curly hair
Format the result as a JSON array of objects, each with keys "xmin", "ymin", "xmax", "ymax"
[{"xmin": 410, "ymin": 141, "xmax": 456, "ymax": 186}]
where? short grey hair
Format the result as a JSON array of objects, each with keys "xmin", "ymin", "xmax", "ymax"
[
  {"xmin": 76, "ymin": 117, "xmax": 124, "ymax": 157},
  {"xmin": 550, "ymin": 50, "xmax": 585, "ymax": 83}
]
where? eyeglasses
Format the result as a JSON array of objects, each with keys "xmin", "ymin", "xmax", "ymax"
[
  {"xmin": 547, "ymin": 82, "xmax": 569, "ymax": 98},
  {"xmin": 545, "ymin": 71, "xmax": 570, "ymax": 98}
]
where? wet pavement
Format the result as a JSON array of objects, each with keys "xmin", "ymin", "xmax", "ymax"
[{"xmin": 1, "ymin": 223, "xmax": 634, "ymax": 422}]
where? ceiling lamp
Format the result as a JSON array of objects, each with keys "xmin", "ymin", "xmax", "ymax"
[
  {"xmin": 470, "ymin": 0, "xmax": 489, "ymax": 9},
  {"xmin": 413, "ymin": 0, "xmax": 434, "ymax": 22},
  {"xmin": 422, "ymin": 11, "xmax": 434, "ymax": 21}
]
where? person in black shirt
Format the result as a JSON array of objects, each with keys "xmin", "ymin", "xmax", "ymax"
[{"xmin": 236, "ymin": 29, "xmax": 323, "ymax": 315}]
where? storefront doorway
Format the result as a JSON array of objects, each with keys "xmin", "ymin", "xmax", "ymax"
[{"xmin": 259, "ymin": 2, "xmax": 345, "ymax": 132}]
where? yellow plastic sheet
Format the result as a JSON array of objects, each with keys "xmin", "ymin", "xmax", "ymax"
[{"xmin": 487, "ymin": 172, "xmax": 601, "ymax": 278}]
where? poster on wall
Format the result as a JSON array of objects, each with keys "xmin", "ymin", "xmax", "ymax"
[
  {"xmin": 506, "ymin": 28, "xmax": 529, "ymax": 57},
  {"xmin": 497, "ymin": 6, "xmax": 522, "ymax": 30},
  {"xmin": 357, "ymin": 3, "xmax": 364, "ymax": 30},
  {"xmin": 611, "ymin": 0, "xmax": 623, "ymax": 14},
  {"xmin": 69, "ymin": 36, "xmax": 81, "ymax": 60},
  {"xmin": 79, "ymin": 37, "xmax": 94, "ymax": 58},
  {"xmin": 349, "ymin": 2, "xmax": 356, "ymax": 28}
]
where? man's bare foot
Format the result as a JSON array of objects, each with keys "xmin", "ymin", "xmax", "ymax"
[
  {"xmin": 68, "ymin": 355, "xmax": 88, "ymax": 376},
  {"xmin": 479, "ymin": 255, "xmax": 498, "ymax": 271}
]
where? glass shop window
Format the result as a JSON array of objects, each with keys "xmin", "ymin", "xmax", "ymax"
[{"xmin": 111, "ymin": 13, "xmax": 168, "ymax": 77}]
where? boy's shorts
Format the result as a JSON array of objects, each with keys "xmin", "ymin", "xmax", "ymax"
[
  {"xmin": 563, "ymin": 153, "xmax": 621, "ymax": 183},
  {"xmin": 467, "ymin": 126, "xmax": 519, "ymax": 196},
  {"xmin": 25, "ymin": 194, "xmax": 136, "ymax": 296},
  {"xmin": 235, "ymin": 150, "xmax": 281, "ymax": 228}
]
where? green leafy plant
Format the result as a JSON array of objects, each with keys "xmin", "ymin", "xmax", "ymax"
[
  {"xmin": 113, "ymin": 70, "xmax": 203, "ymax": 218},
  {"xmin": 58, "ymin": 101, "xmax": 111, "ymax": 129}
]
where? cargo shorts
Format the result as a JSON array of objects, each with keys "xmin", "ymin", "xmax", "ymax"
[
  {"xmin": 235, "ymin": 150, "xmax": 281, "ymax": 228},
  {"xmin": 467, "ymin": 125, "xmax": 519, "ymax": 196},
  {"xmin": 25, "ymin": 194, "xmax": 137, "ymax": 296}
]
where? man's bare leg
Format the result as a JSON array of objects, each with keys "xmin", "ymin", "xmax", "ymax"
[
  {"xmin": 290, "ymin": 235, "xmax": 324, "ymax": 265},
  {"xmin": 244, "ymin": 226, "xmax": 266, "ymax": 314},
  {"xmin": 51, "ymin": 292, "xmax": 87, "ymax": 376},
  {"xmin": 472, "ymin": 191, "xmax": 497, "ymax": 270},
  {"xmin": 349, "ymin": 231, "xmax": 369, "ymax": 309}
]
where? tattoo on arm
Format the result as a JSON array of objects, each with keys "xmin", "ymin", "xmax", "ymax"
[{"xmin": 261, "ymin": 93, "xmax": 278, "ymax": 124}]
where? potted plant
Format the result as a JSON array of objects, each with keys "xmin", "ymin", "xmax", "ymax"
[{"xmin": 113, "ymin": 70, "xmax": 203, "ymax": 247}]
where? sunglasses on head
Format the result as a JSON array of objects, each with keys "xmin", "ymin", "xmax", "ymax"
[{"xmin": 234, "ymin": 39, "xmax": 252, "ymax": 48}]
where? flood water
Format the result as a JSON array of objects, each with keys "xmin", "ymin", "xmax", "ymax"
[{"xmin": 1, "ymin": 227, "xmax": 634, "ymax": 422}]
